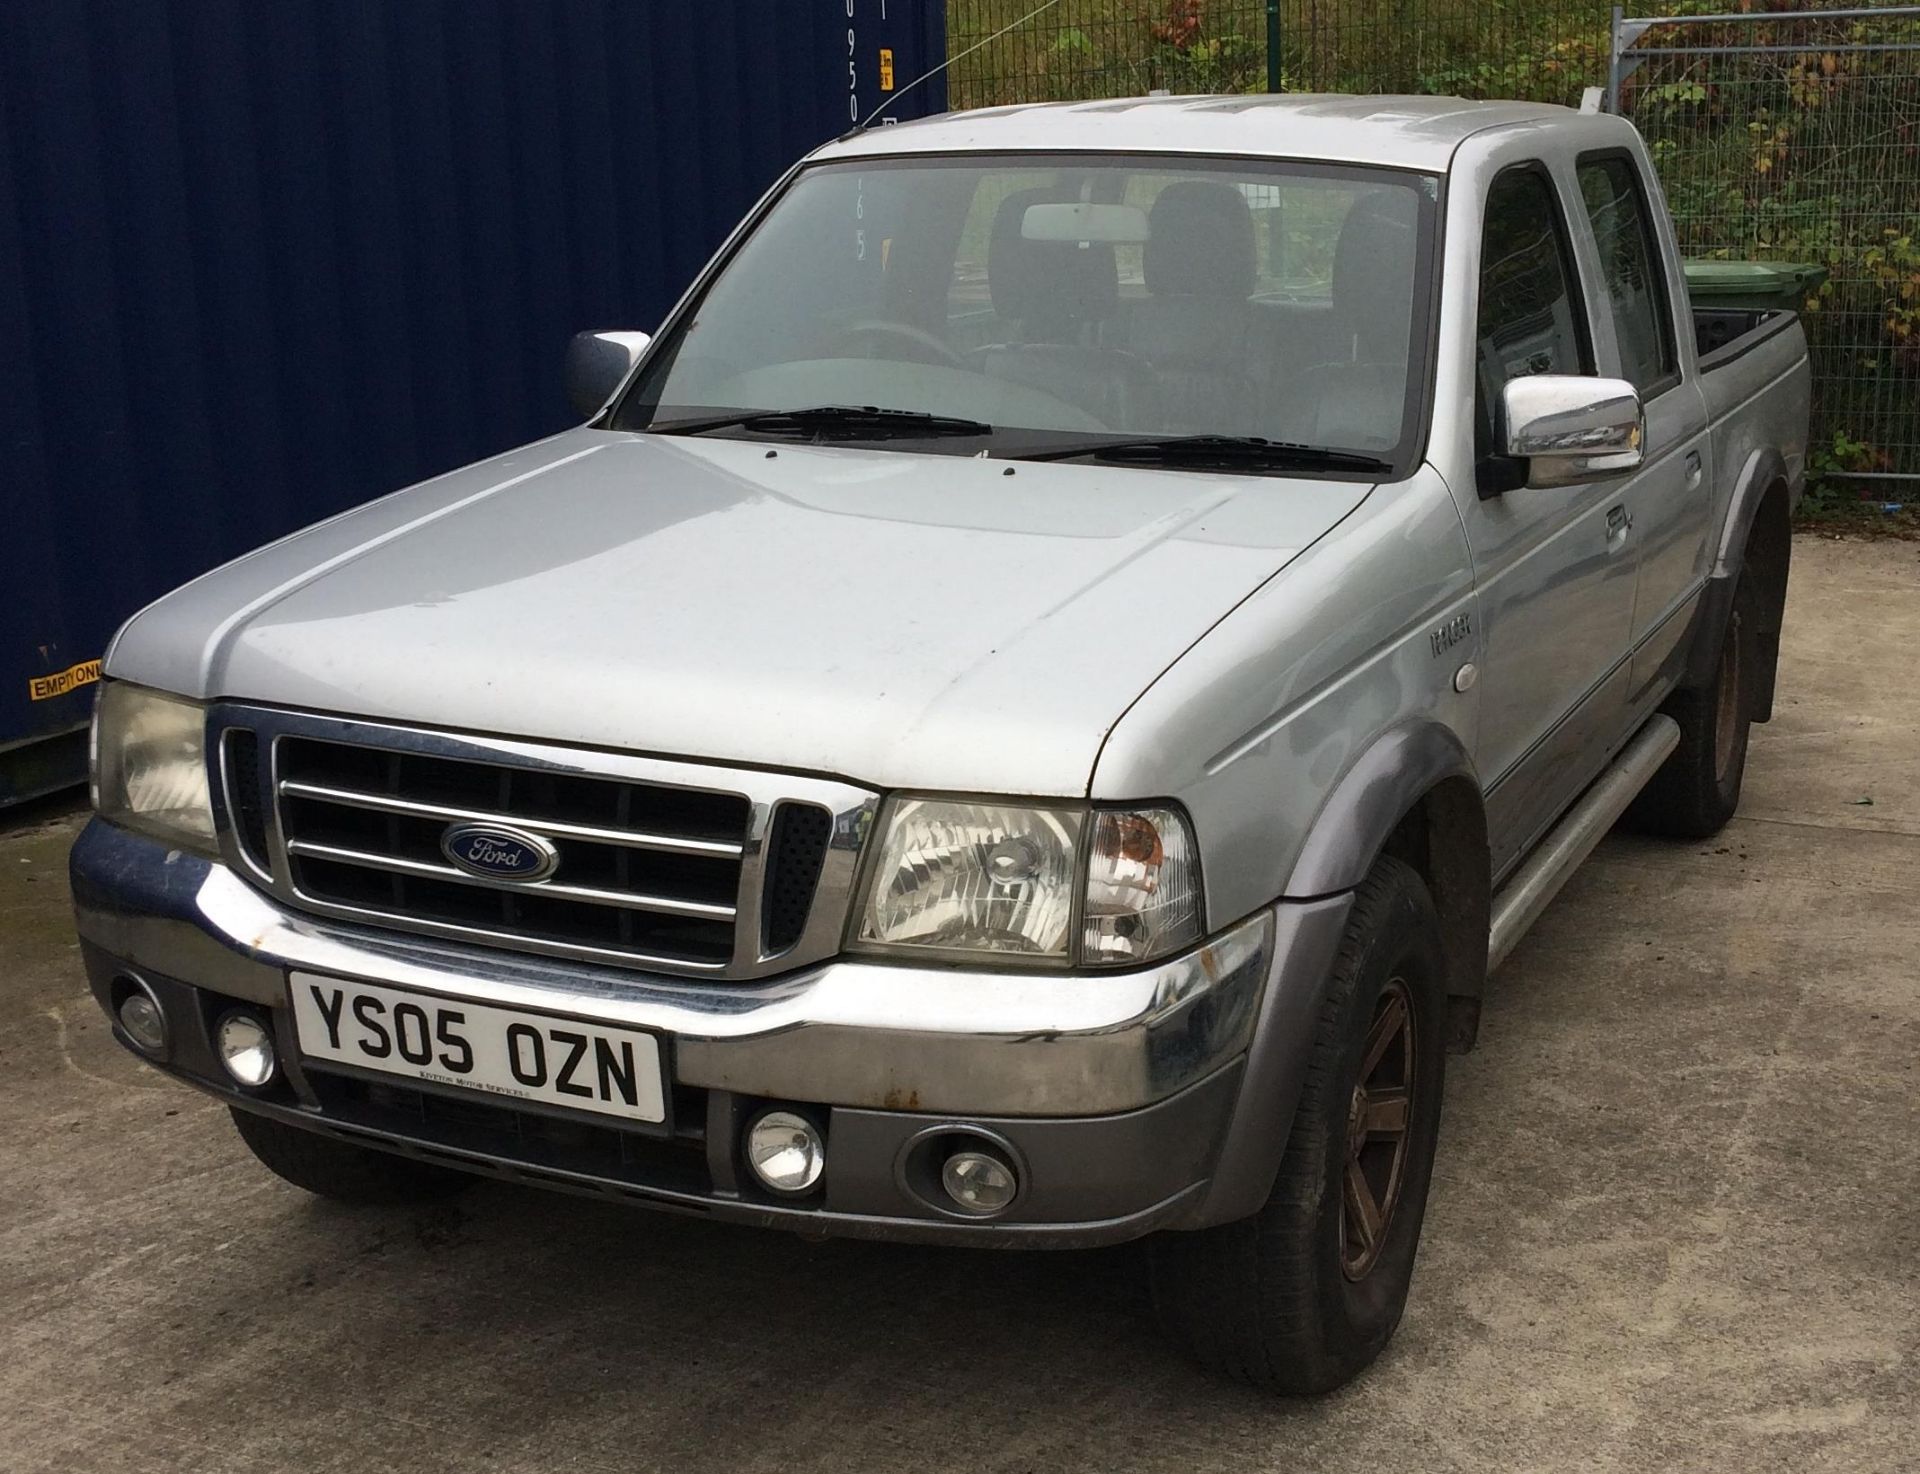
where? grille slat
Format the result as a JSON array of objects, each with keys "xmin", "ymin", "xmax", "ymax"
[
  {"xmin": 276, "ymin": 779, "xmax": 744, "ymax": 857},
  {"xmin": 283, "ymin": 839, "xmax": 739, "ymax": 919},
  {"xmin": 614, "ymin": 786, "xmax": 636, "ymax": 949},
  {"xmin": 383, "ymin": 752, "xmax": 406, "ymax": 911}
]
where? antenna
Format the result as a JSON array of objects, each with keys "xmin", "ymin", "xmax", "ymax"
[{"xmin": 859, "ymin": 0, "xmax": 1065, "ymax": 130}]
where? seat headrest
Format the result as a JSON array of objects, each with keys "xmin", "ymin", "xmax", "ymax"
[
  {"xmin": 989, "ymin": 189, "xmax": 1119, "ymax": 336},
  {"xmin": 1332, "ymin": 189, "xmax": 1419, "ymax": 356},
  {"xmin": 1143, "ymin": 181, "xmax": 1256, "ymax": 299}
]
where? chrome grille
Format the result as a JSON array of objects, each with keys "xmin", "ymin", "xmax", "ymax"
[{"xmin": 208, "ymin": 707, "xmax": 877, "ymax": 979}]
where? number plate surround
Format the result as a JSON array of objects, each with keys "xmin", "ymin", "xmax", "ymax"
[{"xmin": 289, "ymin": 973, "xmax": 668, "ymax": 1129}]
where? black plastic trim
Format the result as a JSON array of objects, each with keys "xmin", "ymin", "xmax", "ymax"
[{"xmin": 1696, "ymin": 307, "xmax": 1797, "ymax": 374}]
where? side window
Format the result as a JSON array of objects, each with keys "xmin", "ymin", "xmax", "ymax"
[
  {"xmin": 1475, "ymin": 167, "xmax": 1590, "ymax": 458},
  {"xmin": 1577, "ymin": 156, "xmax": 1677, "ymax": 394}
]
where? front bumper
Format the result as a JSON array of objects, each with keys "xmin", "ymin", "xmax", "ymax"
[{"xmin": 71, "ymin": 818, "xmax": 1304, "ymax": 1246}]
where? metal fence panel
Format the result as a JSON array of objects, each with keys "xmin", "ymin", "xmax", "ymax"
[
  {"xmin": 0, "ymin": 0, "xmax": 944, "ymax": 804},
  {"xmin": 1614, "ymin": 5, "xmax": 1920, "ymax": 483}
]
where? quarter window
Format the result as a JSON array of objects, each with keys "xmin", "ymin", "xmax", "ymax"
[
  {"xmin": 1577, "ymin": 156, "xmax": 1677, "ymax": 394},
  {"xmin": 1478, "ymin": 170, "xmax": 1588, "ymax": 376}
]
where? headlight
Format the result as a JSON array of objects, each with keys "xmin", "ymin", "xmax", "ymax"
[
  {"xmin": 853, "ymin": 799, "xmax": 1083, "ymax": 962},
  {"xmin": 851, "ymin": 797, "xmax": 1203, "ymax": 968},
  {"xmin": 92, "ymin": 682, "xmax": 216, "ymax": 852}
]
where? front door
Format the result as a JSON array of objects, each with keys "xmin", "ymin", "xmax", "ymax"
[{"xmin": 1453, "ymin": 163, "xmax": 1640, "ymax": 879}]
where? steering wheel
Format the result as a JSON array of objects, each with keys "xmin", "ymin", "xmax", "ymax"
[{"xmin": 831, "ymin": 318, "xmax": 970, "ymax": 371}]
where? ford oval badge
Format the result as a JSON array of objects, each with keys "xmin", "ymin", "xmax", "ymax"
[{"xmin": 440, "ymin": 823, "xmax": 559, "ymax": 883}]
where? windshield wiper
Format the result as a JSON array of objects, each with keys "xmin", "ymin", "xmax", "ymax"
[
  {"xmin": 649, "ymin": 405, "xmax": 993, "ymax": 440},
  {"xmin": 1014, "ymin": 435, "xmax": 1392, "ymax": 474}
]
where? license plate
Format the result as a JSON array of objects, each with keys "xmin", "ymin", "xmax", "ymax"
[{"xmin": 290, "ymin": 974, "xmax": 665, "ymax": 1124}]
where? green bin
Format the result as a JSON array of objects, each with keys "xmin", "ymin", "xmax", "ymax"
[{"xmin": 1683, "ymin": 259, "xmax": 1828, "ymax": 313}]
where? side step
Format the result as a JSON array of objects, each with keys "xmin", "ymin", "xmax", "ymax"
[{"xmin": 1487, "ymin": 714, "xmax": 1680, "ymax": 972}]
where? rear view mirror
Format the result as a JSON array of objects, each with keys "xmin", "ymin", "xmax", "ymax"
[
  {"xmin": 1021, "ymin": 202, "xmax": 1151, "ymax": 244},
  {"xmin": 1500, "ymin": 375, "xmax": 1643, "ymax": 488},
  {"xmin": 566, "ymin": 330, "xmax": 652, "ymax": 420}
]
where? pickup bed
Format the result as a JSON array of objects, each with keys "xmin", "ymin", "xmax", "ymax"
[{"xmin": 72, "ymin": 94, "xmax": 1809, "ymax": 1393}]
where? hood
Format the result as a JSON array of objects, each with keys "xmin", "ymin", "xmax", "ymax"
[{"xmin": 108, "ymin": 430, "xmax": 1371, "ymax": 795}]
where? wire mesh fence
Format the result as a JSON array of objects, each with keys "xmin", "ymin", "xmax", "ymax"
[
  {"xmin": 943, "ymin": 0, "xmax": 1270, "ymax": 104},
  {"xmin": 944, "ymin": 0, "xmax": 1920, "ymax": 488},
  {"xmin": 1614, "ymin": 6, "xmax": 1920, "ymax": 483},
  {"xmin": 943, "ymin": 2, "xmax": 1612, "ymax": 110}
]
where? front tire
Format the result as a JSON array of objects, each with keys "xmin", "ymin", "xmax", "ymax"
[
  {"xmin": 1149, "ymin": 856, "xmax": 1447, "ymax": 1394},
  {"xmin": 230, "ymin": 1108, "xmax": 476, "ymax": 1206}
]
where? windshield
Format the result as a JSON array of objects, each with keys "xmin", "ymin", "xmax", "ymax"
[{"xmin": 613, "ymin": 153, "xmax": 1437, "ymax": 471}]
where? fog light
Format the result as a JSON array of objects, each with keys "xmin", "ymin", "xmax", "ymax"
[
  {"xmin": 115, "ymin": 985, "xmax": 167, "ymax": 1055},
  {"xmin": 745, "ymin": 1110, "xmax": 824, "ymax": 1195},
  {"xmin": 941, "ymin": 1149, "xmax": 1018, "ymax": 1215},
  {"xmin": 215, "ymin": 1012, "xmax": 276, "ymax": 1088}
]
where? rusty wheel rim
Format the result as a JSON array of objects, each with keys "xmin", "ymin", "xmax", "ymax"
[
  {"xmin": 1340, "ymin": 979, "xmax": 1416, "ymax": 1282},
  {"xmin": 1714, "ymin": 605, "xmax": 1743, "ymax": 782}
]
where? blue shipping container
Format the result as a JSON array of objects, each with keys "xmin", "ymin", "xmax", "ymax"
[{"xmin": 0, "ymin": 0, "xmax": 945, "ymax": 805}]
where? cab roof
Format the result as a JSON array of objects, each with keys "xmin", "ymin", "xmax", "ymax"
[{"xmin": 811, "ymin": 93, "xmax": 1582, "ymax": 174}]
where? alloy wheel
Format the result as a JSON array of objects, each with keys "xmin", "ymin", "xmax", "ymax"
[{"xmin": 1340, "ymin": 978, "xmax": 1417, "ymax": 1281}]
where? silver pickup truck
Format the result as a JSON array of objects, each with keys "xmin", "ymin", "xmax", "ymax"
[{"xmin": 73, "ymin": 95, "xmax": 1809, "ymax": 1392}]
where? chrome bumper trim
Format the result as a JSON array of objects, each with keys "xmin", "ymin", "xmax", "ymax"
[{"xmin": 72, "ymin": 819, "xmax": 1273, "ymax": 1117}]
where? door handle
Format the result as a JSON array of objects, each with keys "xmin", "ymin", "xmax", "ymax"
[
  {"xmin": 1606, "ymin": 504, "xmax": 1633, "ymax": 540},
  {"xmin": 1684, "ymin": 450, "xmax": 1704, "ymax": 489}
]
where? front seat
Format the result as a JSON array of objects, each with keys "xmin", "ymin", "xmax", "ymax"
[
  {"xmin": 978, "ymin": 188, "xmax": 1147, "ymax": 428},
  {"xmin": 1123, "ymin": 180, "xmax": 1260, "ymax": 432},
  {"xmin": 1271, "ymin": 188, "xmax": 1420, "ymax": 451}
]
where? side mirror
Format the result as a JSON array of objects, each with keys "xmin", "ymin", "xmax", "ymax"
[
  {"xmin": 1499, "ymin": 375, "xmax": 1643, "ymax": 488},
  {"xmin": 565, "ymin": 330, "xmax": 651, "ymax": 420}
]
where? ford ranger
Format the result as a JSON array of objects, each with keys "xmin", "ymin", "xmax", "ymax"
[{"xmin": 72, "ymin": 95, "xmax": 1810, "ymax": 1393}]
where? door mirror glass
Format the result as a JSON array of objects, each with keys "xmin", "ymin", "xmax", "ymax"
[
  {"xmin": 1500, "ymin": 375, "xmax": 1643, "ymax": 488},
  {"xmin": 566, "ymin": 330, "xmax": 651, "ymax": 420}
]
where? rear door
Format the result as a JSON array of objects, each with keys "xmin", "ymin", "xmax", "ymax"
[
  {"xmin": 1570, "ymin": 149, "xmax": 1713, "ymax": 711},
  {"xmin": 1453, "ymin": 162, "xmax": 1640, "ymax": 878}
]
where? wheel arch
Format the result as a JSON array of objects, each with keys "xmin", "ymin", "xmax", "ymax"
[
  {"xmin": 1711, "ymin": 446, "xmax": 1793, "ymax": 584},
  {"xmin": 1283, "ymin": 720, "xmax": 1491, "ymax": 1047},
  {"xmin": 1689, "ymin": 448, "xmax": 1794, "ymax": 715},
  {"xmin": 1192, "ymin": 738, "xmax": 1490, "ymax": 1227}
]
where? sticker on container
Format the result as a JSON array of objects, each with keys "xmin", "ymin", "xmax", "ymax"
[
  {"xmin": 879, "ymin": 47, "xmax": 894, "ymax": 91},
  {"xmin": 28, "ymin": 658, "xmax": 101, "ymax": 701}
]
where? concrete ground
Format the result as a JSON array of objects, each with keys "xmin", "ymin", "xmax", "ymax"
[{"xmin": 3, "ymin": 535, "xmax": 1915, "ymax": 1474}]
